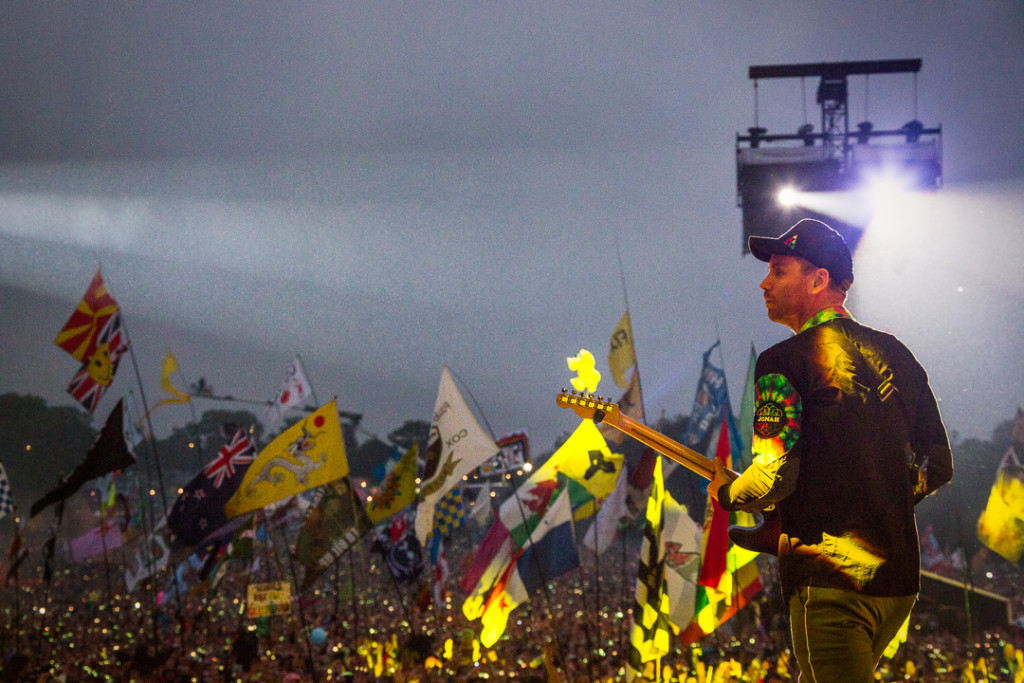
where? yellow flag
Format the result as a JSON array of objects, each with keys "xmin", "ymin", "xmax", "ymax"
[
  {"xmin": 976, "ymin": 447, "xmax": 1024, "ymax": 563},
  {"xmin": 366, "ymin": 445, "xmax": 418, "ymax": 525},
  {"xmin": 157, "ymin": 352, "xmax": 191, "ymax": 406},
  {"xmin": 608, "ymin": 310, "xmax": 637, "ymax": 389},
  {"xmin": 225, "ymin": 400, "xmax": 348, "ymax": 519},
  {"xmin": 536, "ymin": 419, "xmax": 622, "ymax": 501}
]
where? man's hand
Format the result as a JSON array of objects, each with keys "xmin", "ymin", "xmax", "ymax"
[{"xmin": 707, "ymin": 458, "xmax": 737, "ymax": 503}]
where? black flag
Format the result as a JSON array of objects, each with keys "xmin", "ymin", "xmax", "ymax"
[{"xmin": 31, "ymin": 399, "xmax": 136, "ymax": 517}]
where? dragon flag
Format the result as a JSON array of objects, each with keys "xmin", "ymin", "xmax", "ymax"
[
  {"xmin": 414, "ymin": 368, "xmax": 499, "ymax": 545},
  {"xmin": 225, "ymin": 400, "xmax": 348, "ymax": 519}
]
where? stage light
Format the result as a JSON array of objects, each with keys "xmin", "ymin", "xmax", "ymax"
[{"xmin": 777, "ymin": 186, "xmax": 800, "ymax": 207}]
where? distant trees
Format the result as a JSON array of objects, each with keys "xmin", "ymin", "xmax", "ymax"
[{"xmin": 0, "ymin": 393, "xmax": 97, "ymax": 517}]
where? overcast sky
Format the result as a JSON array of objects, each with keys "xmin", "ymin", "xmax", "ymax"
[{"xmin": 1, "ymin": 2, "xmax": 1023, "ymax": 463}]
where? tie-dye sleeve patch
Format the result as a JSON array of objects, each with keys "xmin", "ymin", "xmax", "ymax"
[{"xmin": 752, "ymin": 373, "xmax": 802, "ymax": 464}]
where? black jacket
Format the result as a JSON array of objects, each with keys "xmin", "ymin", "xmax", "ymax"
[{"xmin": 722, "ymin": 312, "xmax": 952, "ymax": 599}]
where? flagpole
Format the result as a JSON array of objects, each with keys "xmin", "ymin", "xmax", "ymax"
[
  {"xmin": 117, "ymin": 315, "xmax": 189, "ymax": 649},
  {"xmin": 170, "ymin": 352, "xmax": 206, "ymax": 471},
  {"xmin": 274, "ymin": 522, "xmax": 320, "ymax": 683},
  {"xmin": 614, "ymin": 234, "xmax": 647, "ymax": 419}
]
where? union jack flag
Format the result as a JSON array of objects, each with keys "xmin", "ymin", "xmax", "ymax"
[
  {"xmin": 204, "ymin": 428, "xmax": 256, "ymax": 489},
  {"xmin": 66, "ymin": 312, "xmax": 128, "ymax": 414}
]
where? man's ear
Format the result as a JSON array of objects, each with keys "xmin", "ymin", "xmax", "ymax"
[{"xmin": 812, "ymin": 267, "xmax": 830, "ymax": 292}]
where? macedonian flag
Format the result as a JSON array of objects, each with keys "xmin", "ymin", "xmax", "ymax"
[
  {"xmin": 54, "ymin": 269, "xmax": 120, "ymax": 362},
  {"xmin": 225, "ymin": 400, "xmax": 349, "ymax": 519}
]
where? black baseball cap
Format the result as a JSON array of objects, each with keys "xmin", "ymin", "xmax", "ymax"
[{"xmin": 748, "ymin": 218, "xmax": 854, "ymax": 290}]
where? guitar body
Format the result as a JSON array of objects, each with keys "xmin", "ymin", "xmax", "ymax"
[
  {"xmin": 728, "ymin": 509, "xmax": 782, "ymax": 556},
  {"xmin": 557, "ymin": 389, "xmax": 780, "ymax": 557}
]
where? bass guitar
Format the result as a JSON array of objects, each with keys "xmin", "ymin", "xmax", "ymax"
[{"xmin": 556, "ymin": 388, "xmax": 780, "ymax": 556}]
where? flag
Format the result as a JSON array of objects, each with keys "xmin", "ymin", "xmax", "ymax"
[
  {"xmin": 478, "ymin": 487, "xmax": 578, "ymax": 647},
  {"xmin": 153, "ymin": 352, "xmax": 192, "ymax": 408},
  {"xmin": 469, "ymin": 482, "xmax": 493, "ymax": 526},
  {"xmin": 225, "ymin": 400, "xmax": 348, "ymax": 519},
  {"xmin": 294, "ymin": 477, "xmax": 372, "ymax": 590},
  {"xmin": 373, "ymin": 446, "xmax": 403, "ymax": 485},
  {"xmin": 433, "ymin": 486, "xmax": 464, "ymax": 538},
  {"xmin": 461, "ymin": 422, "xmax": 618, "ymax": 612},
  {"xmin": 366, "ymin": 444, "xmax": 418, "ymax": 525},
  {"xmin": 3, "ymin": 528, "xmax": 28, "ymax": 586},
  {"xmin": 168, "ymin": 425, "xmax": 257, "ymax": 547},
  {"xmin": 662, "ymin": 490, "xmax": 703, "ymax": 630},
  {"xmin": 582, "ymin": 465, "xmax": 628, "ymax": 555},
  {"xmin": 460, "ymin": 476, "xmax": 564, "ymax": 620},
  {"xmin": 125, "ymin": 521, "xmax": 172, "ymax": 592},
  {"xmin": 264, "ymin": 356, "xmax": 313, "ymax": 427},
  {"xmin": 608, "ymin": 310, "xmax": 638, "ymax": 389},
  {"xmin": 31, "ymin": 399, "xmax": 136, "ymax": 517},
  {"xmin": 680, "ymin": 412, "xmax": 763, "ymax": 645},
  {"xmin": 920, "ymin": 523, "xmax": 944, "ymax": 572},
  {"xmin": 681, "ymin": 341, "xmax": 728, "ymax": 448},
  {"xmin": 414, "ymin": 368, "xmax": 499, "ymax": 545},
  {"xmin": 65, "ymin": 311, "xmax": 128, "ymax": 414},
  {"xmin": 976, "ymin": 446, "xmax": 1024, "ymax": 563},
  {"xmin": 53, "ymin": 268, "xmax": 119, "ymax": 361},
  {"xmin": 70, "ymin": 522, "xmax": 123, "ymax": 562},
  {"xmin": 736, "ymin": 344, "xmax": 758, "ymax": 470},
  {"xmin": 626, "ymin": 457, "xmax": 673, "ymax": 680},
  {"xmin": 626, "ymin": 447, "xmax": 657, "ymax": 520},
  {"xmin": 599, "ymin": 361, "xmax": 646, "ymax": 447},
  {"xmin": 0, "ymin": 462, "xmax": 14, "ymax": 521},
  {"xmin": 430, "ymin": 536, "xmax": 451, "ymax": 609},
  {"xmin": 534, "ymin": 419, "xmax": 623, "ymax": 502},
  {"xmin": 374, "ymin": 513, "xmax": 425, "ymax": 583}
]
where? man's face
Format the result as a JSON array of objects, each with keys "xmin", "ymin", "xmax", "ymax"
[{"xmin": 759, "ymin": 254, "xmax": 818, "ymax": 331}]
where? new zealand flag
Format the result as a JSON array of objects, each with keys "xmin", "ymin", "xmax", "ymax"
[{"xmin": 168, "ymin": 425, "xmax": 256, "ymax": 548}]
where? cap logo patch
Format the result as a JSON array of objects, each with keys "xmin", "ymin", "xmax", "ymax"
[{"xmin": 784, "ymin": 234, "xmax": 799, "ymax": 250}]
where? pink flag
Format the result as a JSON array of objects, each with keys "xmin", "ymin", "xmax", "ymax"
[{"xmin": 70, "ymin": 523, "xmax": 122, "ymax": 562}]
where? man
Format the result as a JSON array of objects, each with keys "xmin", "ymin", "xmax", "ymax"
[{"xmin": 708, "ymin": 218, "xmax": 953, "ymax": 683}]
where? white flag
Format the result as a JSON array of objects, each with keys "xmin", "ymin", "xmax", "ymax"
[
  {"xmin": 414, "ymin": 368, "xmax": 498, "ymax": 544},
  {"xmin": 662, "ymin": 491, "xmax": 702, "ymax": 629},
  {"xmin": 265, "ymin": 356, "xmax": 313, "ymax": 426},
  {"xmin": 582, "ymin": 466, "xmax": 628, "ymax": 554}
]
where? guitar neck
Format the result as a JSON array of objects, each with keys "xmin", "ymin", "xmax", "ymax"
[{"xmin": 600, "ymin": 410, "xmax": 715, "ymax": 480}]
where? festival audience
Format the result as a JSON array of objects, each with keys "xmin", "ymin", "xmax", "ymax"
[{"xmin": 2, "ymin": 518, "xmax": 1022, "ymax": 682}]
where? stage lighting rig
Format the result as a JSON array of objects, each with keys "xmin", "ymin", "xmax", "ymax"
[{"xmin": 736, "ymin": 59, "xmax": 942, "ymax": 255}]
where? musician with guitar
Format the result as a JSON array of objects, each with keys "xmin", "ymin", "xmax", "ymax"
[{"xmin": 706, "ymin": 218, "xmax": 953, "ymax": 683}]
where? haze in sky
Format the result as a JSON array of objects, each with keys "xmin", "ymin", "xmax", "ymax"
[{"xmin": 1, "ymin": 3, "xmax": 1022, "ymax": 459}]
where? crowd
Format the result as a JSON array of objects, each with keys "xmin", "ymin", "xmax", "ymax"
[{"xmin": 2, "ymin": 514, "xmax": 1023, "ymax": 683}]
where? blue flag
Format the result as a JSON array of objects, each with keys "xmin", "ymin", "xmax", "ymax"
[
  {"xmin": 682, "ymin": 341, "xmax": 728, "ymax": 448},
  {"xmin": 168, "ymin": 425, "xmax": 256, "ymax": 548}
]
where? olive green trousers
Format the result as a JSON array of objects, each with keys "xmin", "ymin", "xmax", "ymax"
[{"xmin": 788, "ymin": 585, "xmax": 917, "ymax": 683}]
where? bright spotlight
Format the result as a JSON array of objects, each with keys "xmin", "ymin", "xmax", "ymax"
[{"xmin": 777, "ymin": 186, "xmax": 799, "ymax": 207}]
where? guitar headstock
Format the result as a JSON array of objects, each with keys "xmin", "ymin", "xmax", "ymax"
[{"xmin": 555, "ymin": 388, "xmax": 620, "ymax": 423}]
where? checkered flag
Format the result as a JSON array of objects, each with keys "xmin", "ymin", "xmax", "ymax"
[
  {"xmin": 0, "ymin": 463, "xmax": 14, "ymax": 521},
  {"xmin": 432, "ymin": 486, "xmax": 464, "ymax": 538},
  {"xmin": 626, "ymin": 457, "xmax": 672, "ymax": 681}
]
